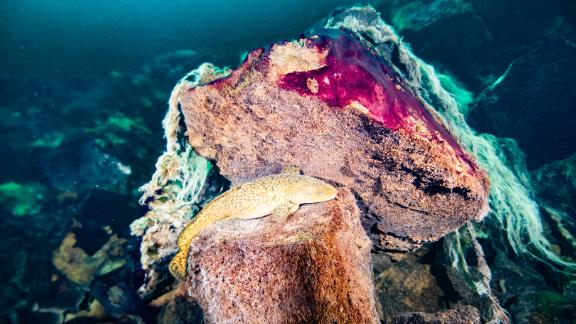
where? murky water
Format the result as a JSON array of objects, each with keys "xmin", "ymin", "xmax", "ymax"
[{"xmin": 1, "ymin": 0, "xmax": 574, "ymax": 322}]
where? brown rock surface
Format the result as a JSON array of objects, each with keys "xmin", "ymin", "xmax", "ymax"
[
  {"xmin": 178, "ymin": 32, "xmax": 489, "ymax": 251},
  {"xmin": 394, "ymin": 305, "xmax": 481, "ymax": 324},
  {"xmin": 179, "ymin": 188, "xmax": 380, "ymax": 323},
  {"xmin": 375, "ymin": 255, "xmax": 446, "ymax": 318}
]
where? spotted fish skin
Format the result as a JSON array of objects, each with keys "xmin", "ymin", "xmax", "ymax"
[{"xmin": 169, "ymin": 171, "xmax": 338, "ymax": 280}]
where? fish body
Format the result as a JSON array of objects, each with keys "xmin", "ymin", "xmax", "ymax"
[{"xmin": 169, "ymin": 170, "xmax": 337, "ymax": 280}]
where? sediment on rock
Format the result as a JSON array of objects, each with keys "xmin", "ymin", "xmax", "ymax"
[{"xmin": 179, "ymin": 188, "xmax": 380, "ymax": 323}]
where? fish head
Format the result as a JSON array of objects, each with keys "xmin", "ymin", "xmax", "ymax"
[{"xmin": 287, "ymin": 176, "xmax": 338, "ymax": 205}]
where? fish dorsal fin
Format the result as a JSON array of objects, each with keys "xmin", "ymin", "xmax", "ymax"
[{"xmin": 280, "ymin": 165, "xmax": 301, "ymax": 175}]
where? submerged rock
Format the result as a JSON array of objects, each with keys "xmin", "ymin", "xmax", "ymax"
[
  {"xmin": 531, "ymin": 153, "xmax": 576, "ymax": 257},
  {"xmin": 377, "ymin": 0, "xmax": 576, "ymax": 92},
  {"xmin": 178, "ymin": 27, "xmax": 489, "ymax": 251},
  {"xmin": 156, "ymin": 297, "xmax": 205, "ymax": 324},
  {"xmin": 468, "ymin": 39, "xmax": 576, "ymax": 169},
  {"xmin": 375, "ymin": 254, "xmax": 446, "ymax": 317},
  {"xmin": 386, "ymin": 0, "xmax": 492, "ymax": 91},
  {"xmin": 532, "ymin": 153, "xmax": 576, "ymax": 216},
  {"xmin": 394, "ymin": 305, "xmax": 480, "ymax": 324},
  {"xmin": 39, "ymin": 138, "xmax": 131, "ymax": 195},
  {"xmin": 179, "ymin": 188, "xmax": 379, "ymax": 323},
  {"xmin": 52, "ymin": 232, "xmax": 127, "ymax": 287}
]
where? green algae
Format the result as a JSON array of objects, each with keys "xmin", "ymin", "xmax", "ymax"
[
  {"xmin": 239, "ymin": 51, "xmax": 249, "ymax": 62},
  {"xmin": 391, "ymin": 0, "xmax": 471, "ymax": 32},
  {"xmin": 30, "ymin": 132, "xmax": 66, "ymax": 148},
  {"xmin": 437, "ymin": 72, "xmax": 474, "ymax": 115},
  {"xmin": 536, "ymin": 291, "xmax": 575, "ymax": 317},
  {"xmin": 139, "ymin": 96, "xmax": 154, "ymax": 108},
  {"xmin": 391, "ymin": 1, "xmax": 424, "ymax": 31},
  {"xmin": 90, "ymin": 113, "xmax": 151, "ymax": 147},
  {"xmin": 97, "ymin": 114, "xmax": 150, "ymax": 134},
  {"xmin": 131, "ymin": 63, "xmax": 230, "ymax": 273},
  {"xmin": 0, "ymin": 182, "xmax": 46, "ymax": 217}
]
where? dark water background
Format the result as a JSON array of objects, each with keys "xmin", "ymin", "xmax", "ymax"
[
  {"xmin": 0, "ymin": 0, "xmax": 364, "ymax": 77},
  {"xmin": 1, "ymin": 0, "xmax": 575, "ymax": 322}
]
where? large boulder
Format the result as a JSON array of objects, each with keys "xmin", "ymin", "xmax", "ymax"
[{"xmin": 179, "ymin": 28, "xmax": 489, "ymax": 251}]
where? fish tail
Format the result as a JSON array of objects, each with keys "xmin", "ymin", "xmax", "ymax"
[{"xmin": 169, "ymin": 211, "xmax": 228, "ymax": 280}]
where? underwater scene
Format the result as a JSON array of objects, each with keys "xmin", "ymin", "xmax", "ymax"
[{"xmin": 1, "ymin": 0, "xmax": 575, "ymax": 323}]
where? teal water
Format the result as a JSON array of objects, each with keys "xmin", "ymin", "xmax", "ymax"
[
  {"xmin": 1, "ymin": 0, "xmax": 575, "ymax": 323},
  {"xmin": 0, "ymin": 0, "xmax": 363, "ymax": 77}
]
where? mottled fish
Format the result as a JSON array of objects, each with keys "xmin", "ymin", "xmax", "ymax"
[{"xmin": 169, "ymin": 167, "xmax": 338, "ymax": 280}]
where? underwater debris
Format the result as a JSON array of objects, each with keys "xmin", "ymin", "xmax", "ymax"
[
  {"xmin": 134, "ymin": 4, "xmax": 489, "ymax": 321},
  {"xmin": 52, "ymin": 232, "xmax": 127, "ymax": 287},
  {"xmin": 180, "ymin": 188, "xmax": 379, "ymax": 323}
]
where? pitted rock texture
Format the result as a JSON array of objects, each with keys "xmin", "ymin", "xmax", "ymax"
[
  {"xmin": 181, "ymin": 188, "xmax": 379, "ymax": 323},
  {"xmin": 179, "ymin": 30, "xmax": 489, "ymax": 251}
]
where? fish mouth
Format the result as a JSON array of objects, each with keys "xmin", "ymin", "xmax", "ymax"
[{"xmin": 330, "ymin": 187, "xmax": 339, "ymax": 198}]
